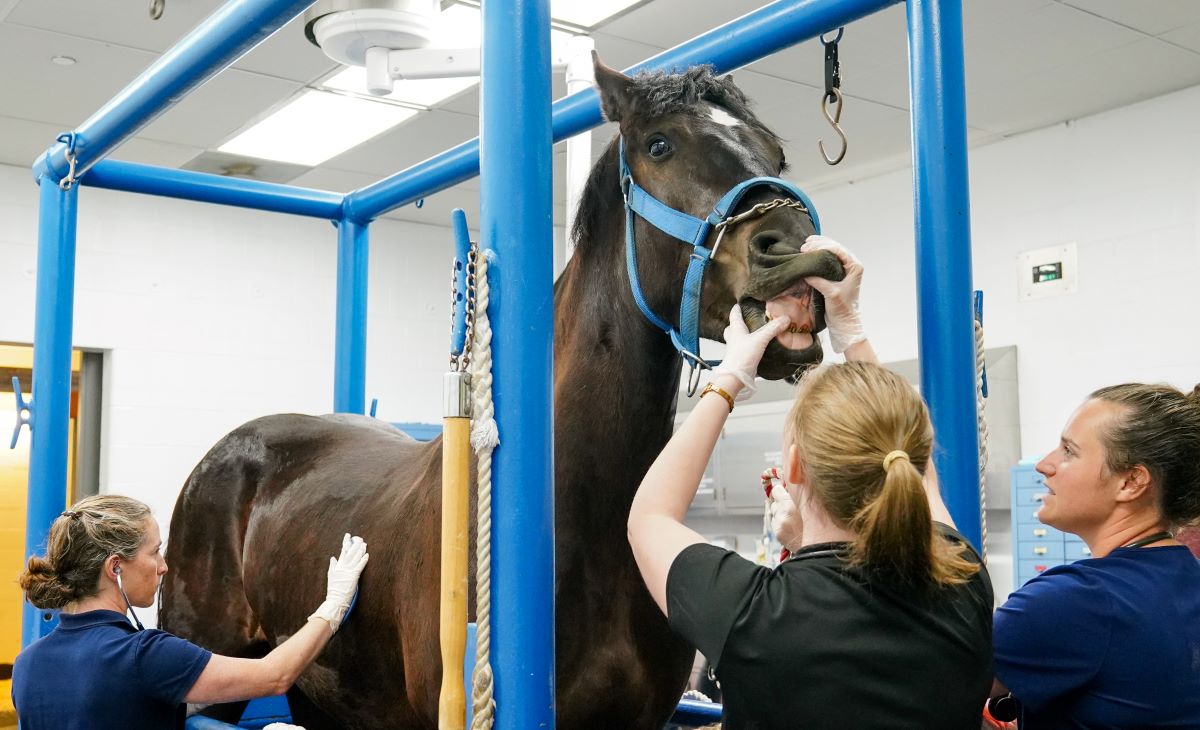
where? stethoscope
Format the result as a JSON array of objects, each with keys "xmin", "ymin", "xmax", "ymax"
[{"xmin": 113, "ymin": 564, "xmax": 146, "ymax": 631}]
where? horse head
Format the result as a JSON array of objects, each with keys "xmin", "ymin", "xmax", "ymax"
[{"xmin": 587, "ymin": 55, "xmax": 844, "ymax": 383}]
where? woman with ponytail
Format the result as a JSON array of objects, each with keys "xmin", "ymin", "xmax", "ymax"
[
  {"xmin": 991, "ymin": 383, "xmax": 1200, "ymax": 728},
  {"xmin": 628, "ymin": 238, "xmax": 993, "ymax": 730},
  {"xmin": 13, "ymin": 494, "xmax": 369, "ymax": 730}
]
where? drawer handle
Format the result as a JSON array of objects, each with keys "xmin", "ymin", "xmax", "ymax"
[
  {"xmin": 1033, "ymin": 529, "xmax": 1047, "ymax": 537},
  {"xmin": 1033, "ymin": 547, "xmax": 1048, "ymax": 555},
  {"xmin": 1035, "ymin": 564, "xmax": 1047, "ymax": 572},
  {"xmin": 1032, "ymin": 493, "xmax": 1045, "ymax": 502}
]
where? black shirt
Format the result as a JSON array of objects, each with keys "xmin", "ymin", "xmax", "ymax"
[{"xmin": 667, "ymin": 524, "xmax": 993, "ymax": 730}]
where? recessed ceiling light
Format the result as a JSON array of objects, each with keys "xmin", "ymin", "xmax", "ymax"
[
  {"xmin": 218, "ymin": 89, "xmax": 418, "ymax": 167},
  {"xmin": 50, "ymin": 55, "xmax": 77, "ymax": 66}
]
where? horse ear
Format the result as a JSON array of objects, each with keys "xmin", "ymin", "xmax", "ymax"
[{"xmin": 592, "ymin": 51, "xmax": 632, "ymax": 123}]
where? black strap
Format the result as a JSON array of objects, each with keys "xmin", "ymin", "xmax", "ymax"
[{"xmin": 1122, "ymin": 531, "xmax": 1173, "ymax": 549}]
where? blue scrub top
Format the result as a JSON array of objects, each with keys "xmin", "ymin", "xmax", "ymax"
[
  {"xmin": 12, "ymin": 609, "xmax": 212, "ymax": 730},
  {"xmin": 995, "ymin": 545, "xmax": 1200, "ymax": 729}
]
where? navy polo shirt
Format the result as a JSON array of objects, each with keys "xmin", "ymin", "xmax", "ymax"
[
  {"xmin": 995, "ymin": 546, "xmax": 1200, "ymax": 729},
  {"xmin": 12, "ymin": 609, "xmax": 212, "ymax": 730}
]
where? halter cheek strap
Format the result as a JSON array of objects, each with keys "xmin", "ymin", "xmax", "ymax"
[{"xmin": 619, "ymin": 137, "xmax": 821, "ymax": 394}]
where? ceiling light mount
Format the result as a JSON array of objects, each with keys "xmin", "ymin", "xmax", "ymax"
[{"xmin": 304, "ymin": 0, "xmax": 438, "ymax": 68}]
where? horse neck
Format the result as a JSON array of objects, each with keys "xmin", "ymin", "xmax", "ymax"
[{"xmin": 552, "ymin": 235, "xmax": 684, "ymax": 538}]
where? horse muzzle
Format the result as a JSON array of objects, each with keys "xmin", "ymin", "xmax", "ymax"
[{"xmin": 739, "ymin": 233, "xmax": 846, "ymax": 381}]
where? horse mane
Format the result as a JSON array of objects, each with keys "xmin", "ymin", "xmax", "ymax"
[{"xmin": 570, "ymin": 65, "xmax": 777, "ymax": 253}]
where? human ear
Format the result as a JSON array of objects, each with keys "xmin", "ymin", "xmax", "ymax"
[{"xmin": 1116, "ymin": 464, "xmax": 1153, "ymax": 503}]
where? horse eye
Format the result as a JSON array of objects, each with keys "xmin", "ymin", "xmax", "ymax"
[{"xmin": 648, "ymin": 138, "xmax": 671, "ymax": 158}]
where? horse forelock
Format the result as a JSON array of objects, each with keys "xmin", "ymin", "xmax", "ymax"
[{"xmin": 628, "ymin": 65, "xmax": 769, "ymax": 133}]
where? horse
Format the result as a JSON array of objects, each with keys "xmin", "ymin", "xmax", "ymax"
[{"xmin": 159, "ymin": 55, "xmax": 842, "ymax": 729}]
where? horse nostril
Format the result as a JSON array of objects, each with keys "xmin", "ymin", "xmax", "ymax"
[{"xmin": 750, "ymin": 231, "xmax": 782, "ymax": 255}]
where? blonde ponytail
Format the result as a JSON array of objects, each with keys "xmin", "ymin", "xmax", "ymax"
[{"xmin": 788, "ymin": 363, "xmax": 979, "ymax": 586}]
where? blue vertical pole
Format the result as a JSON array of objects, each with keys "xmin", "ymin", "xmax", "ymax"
[
  {"xmin": 334, "ymin": 218, "xmax": 368, "ymax": 414},
  {"xmin": 24, "ymin": 175, "xmax": 80, "ymax": 646},
  {"xmin": 906, "ymin": 0, "xmax": 982, "ymax": 549},
  {"xmin": 481, "ymin": 0, "xmax": 555, "ymax": 727}
]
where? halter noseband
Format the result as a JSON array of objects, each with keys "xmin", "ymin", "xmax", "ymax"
[{"xmin": 619, "ymin": 137, "xmax": 822, "ymax": 394}]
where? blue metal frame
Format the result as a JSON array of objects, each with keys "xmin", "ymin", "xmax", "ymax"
[
  {"xmin": 334, "ymin": 218, "xmax": 369, "ymax": 414},
  {"xmin": 24, "ymin": 2, "xmax": 982, "ymax": 727},
  {"xmin": 24, "ymin": 176, "xmax": 80, "ymax": 645},
  {"xmin": 481, "ymin": 2, "xmax": 556, "ymax": 726},
  {"xmin": 907, "ymin": 0, "xmax": 981, "ymax": 547}
]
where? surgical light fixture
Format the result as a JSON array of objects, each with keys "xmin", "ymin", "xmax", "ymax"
[{"xmin": 217, "ymin": 89, "xmax": 418, "ymax": 167}]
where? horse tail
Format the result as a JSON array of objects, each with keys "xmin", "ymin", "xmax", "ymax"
[{"xmin": 159, "ymin": 419, "xmax": 274, "ymax": 658}]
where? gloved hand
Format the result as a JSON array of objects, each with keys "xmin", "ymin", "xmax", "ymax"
[
  {"xmin": 309, "ymin": 534, "xmax": 369, "ymax": 633},
  {"xmin": 713, "ymin": 305, "xmax": 792, "ymax": 401},
  {"xmin": 800, "ymin": 235, "xmax": 866, "ymax": 354},
  {"xmin": 263, "ymin": 724, "xmax": 306, "ymax": 730}
]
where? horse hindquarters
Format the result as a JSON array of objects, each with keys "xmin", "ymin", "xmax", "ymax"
[{"xmin": 160, "ymin": 427, "xmax": 272, "ymax": 662}]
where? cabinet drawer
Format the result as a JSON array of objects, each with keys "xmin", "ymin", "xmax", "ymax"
[
  {"xmin": 1012, "ymin": 469, "xmax": 1046, "ymax": 490},
  {"xmin": 1018, "ymin": 558, "xmax": 1064, "ymax": 585},
  {"xmin": 1065, "ymin": 541, "xmax": 1093, "ymax": 560},
  {"xmin": 1015, "ymin": 503, "xmax": 1046, "ymax": 525},
  {"xmin": 1015, "ymin": 487, "xmax": 1048, "ymax": 506},
  {"xmin": 1016, "ymin": 523, "xmax": 1062, "ymax": 541},
  {"xmin": 1015, "ymin": 540, "xmax": 1065, "ymax": 559}
]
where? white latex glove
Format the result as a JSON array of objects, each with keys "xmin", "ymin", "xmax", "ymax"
[
  {"xmin": 263, "ymin": 724, "xmax": 306, "ymax": 730},
  {"xmin": 800, "ymin": 235, "xmax": 866, "ymax": 354},
  {"xmin": 713, "ymin": 305, "xmax": 792, "ymax": 401},
  {"xmin": 309, "ymin": 534, "xmax": 369, "ymax": 633}
]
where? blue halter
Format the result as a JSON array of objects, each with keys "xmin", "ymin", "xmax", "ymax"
[{"xmin": 619, "ymin": 137, "xmax": 822, "ymax": 393}]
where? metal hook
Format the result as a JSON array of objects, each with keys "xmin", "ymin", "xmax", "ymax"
[
  {"xmin": 819, "ymin": 87, "xmax": 847, "ymax": 165},
  {"xmin": 149, "ymin": 0, "xmax": 165, "ymax": 20}
]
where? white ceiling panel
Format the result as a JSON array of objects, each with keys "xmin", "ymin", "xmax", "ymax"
[
  {"xmin": 1162, "ymin": 22, "xmax": 1200, "ymax": 54},
  {"xmin": 1059, "ymin": 0, "xmax": 1200, "ymax": 36},
  {"xmin": 325, "ymin": 109, "xmax": 482, "ymax": 177},
  {"xmin": 0, "ymin": 24, "xmax": 160, "ymax": 128},
  {"xmin": 142, "ymin": 70, "xmax": 302, "ymax": 149},
  {"xmin": 599, "ymin": 0, "xmax": 766, "ymax": 52},
  {"xmin": 7, "ymin": 0, "xmax": 332, "ymax": 83},
  {"xmin": 3, "ymin": 0, "xmax": 1200, "ymax": 217}
]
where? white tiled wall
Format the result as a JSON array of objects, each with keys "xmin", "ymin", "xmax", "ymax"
[
  {"xmin": 0, "ymin": 167, "xmax": 459, "ymax": 541},
  {"xmin": 812, "ymin": 82, "xmax": 1200, "ymax": 457}
]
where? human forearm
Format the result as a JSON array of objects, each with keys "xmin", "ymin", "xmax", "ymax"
[
  {"xmin": 631, "ymin": 373, "xmax": 739, "ymax": 523},
  {"xmin": 842, "ymin": 337, "xmax": 878, "ymax": 364},
  {"xmin": 259, "ymin": 618, "xmax": 335, "ymax": 691}
]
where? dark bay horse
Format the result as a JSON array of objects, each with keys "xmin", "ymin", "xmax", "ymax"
[{"xmin": 160, "ymin": 56, "xmax": 841, "ymax": 729}]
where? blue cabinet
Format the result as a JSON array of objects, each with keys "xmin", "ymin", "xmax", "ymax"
[{"xmin": 1011, "ymin": 460, "xmax": 1092, "ymax": 587}]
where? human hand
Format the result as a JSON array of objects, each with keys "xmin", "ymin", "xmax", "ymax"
[
  {"xmin": 309, "ymin": 534, "xmax": 369, "ymax": 633},
  {"xmin": 713, "ymin": 305, "xmax": 792, "ymax": 401},
  {"xmin": 800, "ymin": 235, "xmax": 866, "ymax": 353},
  {"xmin": 263, "ymin": 724, "xmax": 306, "ymax": 730}
]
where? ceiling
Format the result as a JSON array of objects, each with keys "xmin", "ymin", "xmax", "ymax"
[{"xmin": 3, "ymin": 0, "xmax": 1200, "ymax": 228}]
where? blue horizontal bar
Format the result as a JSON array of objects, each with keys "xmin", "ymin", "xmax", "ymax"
[
  {"xmin": 32, "ymin": 0, "xmax": 315, "ymax": 183},
  {"xmin": 671, "ymin": 699, "xmax": 725, "ymax": 725},
  {"xmin": 82, "ymin": 160, "xmax": 344, "ymax": 219},
  {"xmin": 344, "ymin": 0, "xmax": 899, "ymax": 221}
]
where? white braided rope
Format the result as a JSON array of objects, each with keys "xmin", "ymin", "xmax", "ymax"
[
  {"xmin": 974, "ymin": 319, "xmax": 990, "ymax": 560},
  {"xmin": 469, "ymin": 253, "xmax": 498, "ymax": 729}
]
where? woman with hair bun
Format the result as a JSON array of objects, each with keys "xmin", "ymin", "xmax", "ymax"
[
  {"xmin": 991, "ymin": 383, "xmax": 1200, "ymax": 728},
  {"xmin": 627, "ymin": 237, "xmax": 993, "ymax": 729},
  {"xmin": 13, "ymin": 494, "xmax": 368, "ymax": 730}
]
